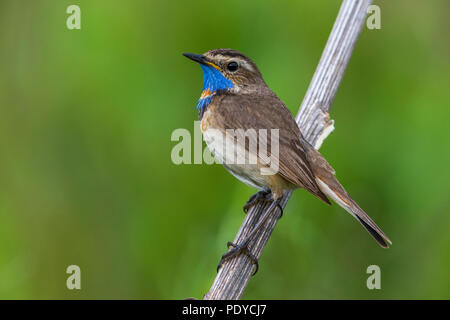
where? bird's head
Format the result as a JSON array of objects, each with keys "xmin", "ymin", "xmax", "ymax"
[{"xmin": 183, "ymin": 49, "xmax": 267, "ymax": 99}]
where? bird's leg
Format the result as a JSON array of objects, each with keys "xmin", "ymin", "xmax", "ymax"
[
  {"xmin": 218, "ymin": 198, "xmax": 281, "ymax": 275},
  {"xmin": 243, "ymin": 189, "xmax": 283, "ymax": 218}
]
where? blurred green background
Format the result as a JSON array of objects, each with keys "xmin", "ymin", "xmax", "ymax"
[{"xmin": 0, "ymin": 0, "xmax": 449, "ymax": 299}]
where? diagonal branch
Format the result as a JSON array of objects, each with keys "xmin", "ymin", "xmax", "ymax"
[{"xmin": 203, "ymin": 0, "xmax": 373, "ymax": 300}]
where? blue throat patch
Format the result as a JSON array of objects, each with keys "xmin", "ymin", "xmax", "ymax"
[{"xmin": 196, "ymin": 65, "xmax": 234, "ymax": 112}]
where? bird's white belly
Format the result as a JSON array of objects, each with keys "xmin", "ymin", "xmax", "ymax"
[{"xmin": 201, "ymin": 121, "xmax": 267, "ymax": 190}]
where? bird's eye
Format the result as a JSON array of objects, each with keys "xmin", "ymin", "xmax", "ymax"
[{"xmin": 226, "ymin": 61, "xmax": 239, "ymax": 72}]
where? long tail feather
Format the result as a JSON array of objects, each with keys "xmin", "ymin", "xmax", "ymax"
[
  {"xmin": 315, "ymin": 177, "xmax": 392, "ymax": 248},
  {"xmin": 298, "ymin": 136, "xmax": 391, "ymax": 247}
]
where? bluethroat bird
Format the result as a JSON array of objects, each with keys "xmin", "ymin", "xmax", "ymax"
[{"xmin": 183, "ymin": 49, "xmax": 391, "ymax": 274}]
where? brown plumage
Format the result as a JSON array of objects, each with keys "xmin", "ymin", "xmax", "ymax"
[
  {"xmin": 185, "ymin": 48, "xmax": 391, "ymax": 249},
  {"xmin": 203, "ymin": 92, "xmax": 330, "ymax": 204}
]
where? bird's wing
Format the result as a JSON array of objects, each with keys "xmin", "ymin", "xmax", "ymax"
[{"xmin": 213, "ymin": 93, "xmax": 330, "ymax": 204}]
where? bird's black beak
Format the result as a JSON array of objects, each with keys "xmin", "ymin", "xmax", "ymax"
[{"xmin": 182, "ymin": 53, "xmax": 209, "ymax": 65}]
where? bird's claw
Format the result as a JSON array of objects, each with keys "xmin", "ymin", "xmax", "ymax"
[
  {"xmin": 243, "ymin": 190, "xmax": 271, "ymax": 213},
  {"xmin": 217, "ymin": 241, "xmax": 259, "ymax": 276},
  {"xmin": 275, "ymin": 203, "xmax": 284, "ymax": 219},
  {"xmin": 243, "ymin": 190, "xmax": 284, "ymax": 219}
]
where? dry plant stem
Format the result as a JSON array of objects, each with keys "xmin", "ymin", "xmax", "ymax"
[{"xmin": 203, "ymin": 0, "xmax": 372, "ymax": 300}]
